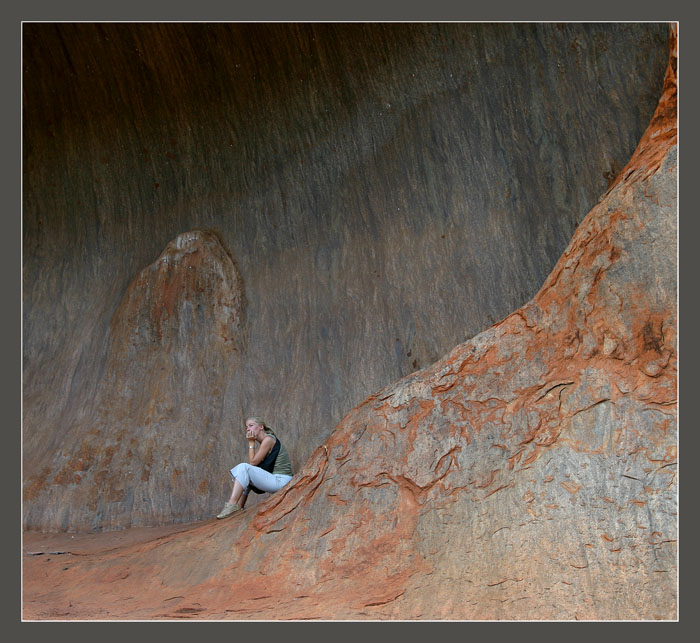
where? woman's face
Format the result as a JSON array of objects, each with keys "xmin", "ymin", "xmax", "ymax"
[{"xmin": 245, "ymin": 418, "xmax": 263, "ymax": 439}]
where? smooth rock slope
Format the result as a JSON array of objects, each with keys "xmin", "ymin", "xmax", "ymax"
[
  {"xmin": 22, "ymin": 23, "xmax": 670, "ymax": 531},
  {"xmin": 23, "ymin": 28, "xmax": 677, "ymax": 621}
]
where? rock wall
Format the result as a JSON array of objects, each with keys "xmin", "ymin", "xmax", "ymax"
[
  {"xmin": 22, "ymin": 23, "xmax": 670, "ymax": 531},
  {"xmin": 22, "ymin": 28, "xmax": 677, "ymax": 621}
]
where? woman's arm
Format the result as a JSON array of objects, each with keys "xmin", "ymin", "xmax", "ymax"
[{"xmin": 248, "ymin": 436, "xmax": 275, "ymax": 466}]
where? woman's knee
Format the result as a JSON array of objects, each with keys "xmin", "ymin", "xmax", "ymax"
[{"xmin": 230, "ymin": 462, "xmax": 252, "ymax": 481}]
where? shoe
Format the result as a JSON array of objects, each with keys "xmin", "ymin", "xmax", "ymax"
[{"xmin": 216, "ymin": 502, "xmax": 241, "ymax": 519}]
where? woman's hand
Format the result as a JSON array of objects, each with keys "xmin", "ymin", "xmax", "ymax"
[
  {"xmin": 249, "ymin": 435, "xmax": 275, "ymax": 466},
  {"xmin": 245, "ymin": 427, "xmax": 257, "ymax": 462}
]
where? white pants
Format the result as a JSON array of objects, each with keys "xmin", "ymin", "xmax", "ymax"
[{"xmin": 230, "ymin": 462, "xmax": 292, "ymax": 494}]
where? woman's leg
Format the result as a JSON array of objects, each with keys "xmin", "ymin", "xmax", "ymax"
[
  {"xmin": 245, "ymin": 467, "xmax": 292, "ymax": 493},
  {"xmin": 218, "ymin": 464, "xmax": 292, "ymax": 518},
  {"xmin": 216, "ymin": 463, "xmax": 251, "ymax": 518},
  {"xmin": 224, "ymin": 462, "xmax": 255, "ymax": 507},
  {"xmin": 231, "ymin": 463, "xmax": 291, "ymax": 494},
  {"xmin": 228, "ymin": 478, "xmax": 246, "ymax": 505}
]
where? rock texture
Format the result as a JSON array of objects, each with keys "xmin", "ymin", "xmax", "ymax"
[
  {"xmin": 22, "ymin": 29, "xmax": 677, "ymax": 621},
  {"xmin": 22, "ymin": 23, "xmax": 671, "ymax": 531},
  {"xmin": 24, "ymin": 231, "xmax": 246, "ymax": 530}
]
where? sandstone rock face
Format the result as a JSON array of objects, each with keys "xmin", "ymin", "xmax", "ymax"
[
  {"xmin": 23, "ymin": 231, "xmax": 246, "ymax": 530},
  {"xmin": 22, "ymin": 32, "xmax": 677, "ymax": 620},
  {"xmin": 22, "ymin": 24, "xmax": 671, "ymax": 531}
]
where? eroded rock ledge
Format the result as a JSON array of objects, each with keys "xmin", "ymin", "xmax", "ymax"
[
  {"xmin": 23, "ymin": 31, "xmax": 677, "ymax": 621},
  {"xmin": 22, "ymin": 25, "xmax": 671, "ymax": 528}
]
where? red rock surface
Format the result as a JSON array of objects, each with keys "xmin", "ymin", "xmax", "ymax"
[
  {"xmin": 22, "ymin": 26, "xmax": 671, "ymax": 529},
  {"xmin": 23, "ymin": 230, "xmax": 247, "ymax": 530},
  {"xmin": 22, "ymin": 31, "xmax": 677, "ymax": 620}
]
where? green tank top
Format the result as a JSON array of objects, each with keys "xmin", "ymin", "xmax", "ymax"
[{"xmin": 264, "ymin": 429, "xmax": 294, "ymax": 476}]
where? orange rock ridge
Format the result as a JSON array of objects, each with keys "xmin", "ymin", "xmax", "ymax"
[{"xmin": 23, "ymin": 28, "xmax": 677, "ymax": 620}]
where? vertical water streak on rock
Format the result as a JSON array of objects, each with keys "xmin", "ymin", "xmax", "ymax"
[
  {"xmin": 22, "ymin": 23, "xmax": 671, "ymax": 532},
  {"xmin": 22, "ymin": 28, "xmax": 676, "ymax": 621}
]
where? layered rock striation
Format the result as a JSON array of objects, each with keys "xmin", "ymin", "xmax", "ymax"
[
  {"xmin": 23, "ymin": 29, "xmax": 677, "ymax": 621},
  {"xmin": 22, "ymin": 23, "xmax": 671, "ymax": 532}
]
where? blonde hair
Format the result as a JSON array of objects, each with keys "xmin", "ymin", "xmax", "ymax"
[{"xmin": 246, "ymin": 416, "xmax": 267, "ymax": 429}]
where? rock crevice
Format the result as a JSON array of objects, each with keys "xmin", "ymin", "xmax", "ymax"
[{"xmin": 22, "ymin": 24, "xmax": 677, "ymax": 620}]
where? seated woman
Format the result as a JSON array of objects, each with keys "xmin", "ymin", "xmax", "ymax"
[{"xmin": 216, "ymin": 416, "xmax": 294, "ymax": 519}]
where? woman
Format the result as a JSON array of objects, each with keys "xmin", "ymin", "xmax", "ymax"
[{"xmin": 216, "ymin": 417, "xmax": 294, "ymax": 519}]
